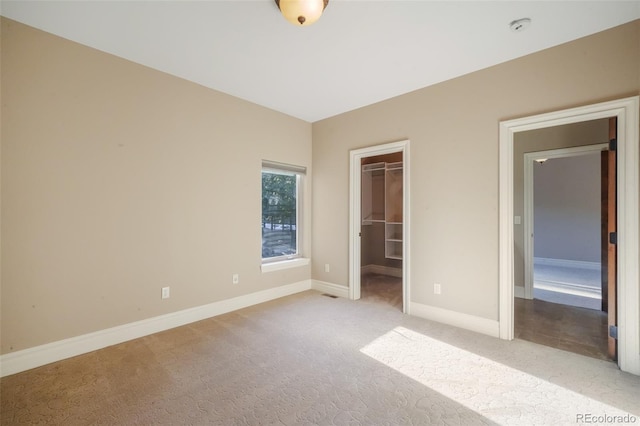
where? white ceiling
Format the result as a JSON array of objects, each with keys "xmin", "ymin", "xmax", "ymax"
[{"xmin": 2, "ymin": 1, "xmax": 639, "ymax": 122}]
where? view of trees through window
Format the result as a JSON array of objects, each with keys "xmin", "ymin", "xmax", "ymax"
[{"xmin": 262, "ymin": 171, "xmax": 298, "ymax": 260}]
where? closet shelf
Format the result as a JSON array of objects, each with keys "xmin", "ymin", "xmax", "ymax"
[{"xmin": 362, "ymin": 161, "xmax": 403, "ymax": 260}]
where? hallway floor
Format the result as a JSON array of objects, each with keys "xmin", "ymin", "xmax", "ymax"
[{"xmin": 515, "ymin": 297, "xmax": 609, "ymax": 361}]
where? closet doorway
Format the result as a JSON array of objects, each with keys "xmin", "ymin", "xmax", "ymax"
[
  {"xmin": 349, "ymin": 140, "xmax": 410, "ymax": 314},
  {"xmin": 361, "ymin": 153, "xmax": 403, "ymax": 309}
]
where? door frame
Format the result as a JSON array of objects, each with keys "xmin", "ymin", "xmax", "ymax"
[
  {"xmin": 523, "ymin": 144, "xmax": 608, "ymax": 300},
  {"xmin": 499, "ymin": 96, "xmax": 639, "ymax": 375},
  {"xmin": 349, "ymin": 139, "xmax": 410, "ymax": 313}
]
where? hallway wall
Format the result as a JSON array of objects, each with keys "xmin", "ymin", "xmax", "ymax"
[{"xmin": 534, "ymin": 153, "xmax": 601, "ymax": 263}]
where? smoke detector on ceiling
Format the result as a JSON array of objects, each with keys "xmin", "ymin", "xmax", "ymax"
[{"xmin": 510, "ymin": 18, "xmax": 531, "ymax": 33}]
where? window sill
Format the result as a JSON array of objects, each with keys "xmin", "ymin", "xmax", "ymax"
[{"xmin": 261, "ymin": 257, "xmax": 310, "ymax": 273}]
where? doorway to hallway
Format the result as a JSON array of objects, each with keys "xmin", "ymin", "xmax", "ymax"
[
  {"xmin": 528, "ymin": 148, "xmax": 606, "ymax": 312},
  {"xmin": 515, "ymin": 120, "xmax": 613, "ymax": 362},
  {"xmin": 499, "ymin": 96, "xmax": 639, "ymax": 374}
]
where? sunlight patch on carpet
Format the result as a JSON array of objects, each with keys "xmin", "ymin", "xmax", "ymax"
[{"xmin": 360, "ymin": 327, "xmax": 636, "ymax": 425}]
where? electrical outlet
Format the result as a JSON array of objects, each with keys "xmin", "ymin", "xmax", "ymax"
[
  {"xmin": 161, "ymin": 286, "xmax": 170, "ymax": 299},
  {"xmin": 324, "ymin": 264, "xmax": 330, "ymax": 273},
  {"xmin": 434, "ymin": 283, "xmax": 441, "ymax": 295},
  {"xmin": 232, "ymin": 274, "xmax": 239, "ymax": 284}
]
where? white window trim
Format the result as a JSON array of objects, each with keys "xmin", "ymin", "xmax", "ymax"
[
  {"xmin": 261, "ymin": 160, "xmax": 306, "ymax": 269},
  {"xmin": 261, "ymin": 257, "xmax": 310, "ymax": 273}
]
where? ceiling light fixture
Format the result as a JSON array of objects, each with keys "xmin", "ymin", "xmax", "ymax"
[
  {"xmin": 275, "ymin": 0, "xmax": 329, "ymax": 26},
  {"xmin": 534, "ymin": 158, "xmax": 548, "ymax": 164}
]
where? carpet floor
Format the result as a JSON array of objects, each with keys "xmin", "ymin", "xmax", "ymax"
[{"xmin": 1, "ymin": 280, "xmax": 639, "ymax": 425}]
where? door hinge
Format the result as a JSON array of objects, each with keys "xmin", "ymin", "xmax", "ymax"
[
  {"xmin": 609, "ymin": 138, "xmax": 617, "ymax": 151},
  {"xmin": 609, "ymin": 325, "xmax": 618, "ymax": 340},
  {"xmin": 609, "ymin": 232, "xmax": 617, "ymax": 245}
]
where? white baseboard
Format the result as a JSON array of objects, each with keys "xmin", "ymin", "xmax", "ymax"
[
  {"xmin": 311, "ymin": 280, "xmax": 349, "ymax": 298},
  {"xmin": 361, "ymin": 264, "xmax": 402, "ymax": 278},
  {"xmin": 534, "ymin": 257, "xmax": 600, "ymax": 271},
  {"xmin": 409, "ymin": 302, "xmax": 500, "ymax": 338},
  {"xmin": 514, "ymin": 285, "xmax": 525, "ymax": 299},
  {"xmin": 0, "ymin": 280, "xmax": 312, "ymax": 378}
]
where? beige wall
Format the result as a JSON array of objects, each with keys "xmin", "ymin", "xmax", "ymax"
[
  {"xmin": 513, "ymin": 119, "xmax": 608, "ymax": 288},
  {"xmin": 0, "ymin": 18, "xmax": 312, "ymax": 354},
  {"xmin": 312, "ymin": 20, "xmax": 639, "ymax": 320},
  {"xmin": 2, "ymin": 17, "xmax": 639, "ymax": 355}
]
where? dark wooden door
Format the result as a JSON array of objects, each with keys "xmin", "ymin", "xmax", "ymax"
[{"xmin": 601, "ymin": 117, "xmax": 617, "ymax": 360}]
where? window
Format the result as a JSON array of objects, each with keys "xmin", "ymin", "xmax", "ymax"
[{"xmin": 261, "ymin": 160, "xmax": 305, "ymax": 264}]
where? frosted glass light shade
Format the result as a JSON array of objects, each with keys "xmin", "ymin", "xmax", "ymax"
[{"xmin": 276, "ymin": 0, "xmax": 328, "ymax": 26}]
